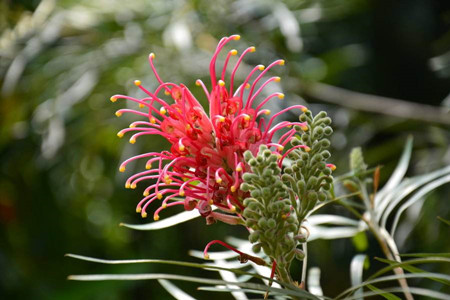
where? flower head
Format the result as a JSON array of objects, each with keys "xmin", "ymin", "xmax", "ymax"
[{"xmin": 112, "ymin": 35, "xmax": 308, "ymax": 223}]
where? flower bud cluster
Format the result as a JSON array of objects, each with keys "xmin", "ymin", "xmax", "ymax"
[
  {"xmin": 241, "ymin": 145, "xmax": 301, "ymax": 281},
  {"xmin": 286, "ymin": 110, "xmax": 334, "ymax": 221}
]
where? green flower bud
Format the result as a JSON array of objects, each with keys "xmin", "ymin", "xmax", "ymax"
[
  {"xmin": 307, "ymin": 176, "xmax": 318, "ymax": 188},
  {"xmin": 286, "ymin": 216, "xmax": 296, "ymax": 223},
  {"xmin": 313, "ymin": 153, "xmax": 323, "ymax": 162},
  {"xmin": 249, "ymin": 231, "xmax": 260, "ymax": 243},
  {"xmin": 321, "ymin": 150, "xmax": 331, "ymax": 159},
  {"xmin": 291, "ymin": 138, "xmax": 301, "ymax": 146},
  {"xmin": 263, "ymin": 149, "xmax": 272, "ymax": 157},
  {"xmin": 301, "ymin": 134, "xmax": 309, "ymax": 142},
  {"xmin": 244, "ymin": 150, "xmax": 254, "ymax": 162},
  {"xmin": 248, "ymin": 158, "xmax": 257, "ymax": 167},
  {"xmin": 307, "ymin": 191, "xmax": 318, "ymax": 201},
  {"xmin": 250, "ymin": 189, "xmax": 261, "ymax": 198},
  {"xmin": 258, "ymin": 217, "xmax": 267, "ymax": 228},
  {"xmin": 245, "ymin": 217, "xmax": 256, "ymax": 227},
  {"xmin": 256, "ymin": 156, "xmax": 263, "ymax": 163},
  {"xmin": 323, "ymin": 117, "xmax": 332, "ymax": 125},
  {"xmin": 252, "ymin": 243, "xmax": 262, "ymax": 253},
  {"xmin": 294, "ymin": 234, "xmax": 307, "ymax": 243},
  {"xmin": 267, "ymin": 218, "xmax": 276, "ymax": 228},
  {"xmin": 301, "ymin": 153, "xmax": 309, "ymax": 160},
  {"xmin": 324, "ymin": 126, "xmax": 333, "ymax": 135},
  {"xmin": 240, "ymin": 183, "xmax": 252, "ymax": 192},
  {"xmin": 299, "ymin": 114, "xmax": 307, "ymax": 122},
  {"xmin": 321, "ymin": 139, "xmax": 330, "ymax": 148},
  {"xmin": 318, "ymin": 191, "xmax": 327, "ymax": 201},
  {"xmin": 295, "ymin": 248, "xmax": 305, "ymax": 260}
]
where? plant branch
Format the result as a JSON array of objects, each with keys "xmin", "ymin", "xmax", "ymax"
[{"xmin": 298, "ymin": 80, "xmax": 450, "ymax": 125}]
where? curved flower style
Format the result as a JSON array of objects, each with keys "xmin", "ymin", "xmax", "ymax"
[{"xmin": 111, "ymin": 35, "xmax": 308, "ymax": 223}]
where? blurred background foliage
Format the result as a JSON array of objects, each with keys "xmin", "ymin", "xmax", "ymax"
[{"xmin": 0, "ymin": 0, "xmax": 449, "ymax": 299}]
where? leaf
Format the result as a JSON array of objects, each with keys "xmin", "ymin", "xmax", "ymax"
[
  {"xmin": 400, "ymin": 253, "xmax": 450, "ymax": 258},
  {"xmin": 336, "ymin": 272, "xmax": 450, "ymax": 299},
  {"xmin": 390, "ymin": 174, "xmax": 450, "ymax": 236},
  {"xmin": 374, "ymin": 257, "xmax": 450, "ymax": 285},
  {"xmin": 119, "ymin": 210, "xmax": 201, "ymax": 230},
  {"xmin": 366, "ymin": 285, "xmax": 401, "ymax": 300},
  {"xmin": 344, "ymin": 287, "xmax": 450, "ymax": 300},
  {"xmin": 307, "ymin": 267, "xmax": 323, "ymax": 296},
  {"xmin": 378, "ymin": 164, "xmax": 450, "ymax": 225},
  {"xmin": 158, "ymin": 279, "xmax": 197, "ymax": 300},
  {"xmin": 437, "ymin": 216, "xmax": 450, "ymax": 226},
  {"xmin": 375, "ymin": 136, "xmax": 413, "ymax": 208},
  {"xmin": 68, "ymin": 273, "xmax": 321, "ymax": 299},
  {"xmin": 349, "ymin": 254, "xmax": 367, "ymax": 300},
  {"xmin": 369, "ymin": 257, "xmax": 450, "ymax": 280},
  {"xmin": 215, "ymin": 259, "xmax": 249, "ymax": 300}
]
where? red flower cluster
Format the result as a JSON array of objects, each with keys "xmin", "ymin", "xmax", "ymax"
[{"xmin": 111, "ymin": 35, "xmax": 307, "ymax": 223}]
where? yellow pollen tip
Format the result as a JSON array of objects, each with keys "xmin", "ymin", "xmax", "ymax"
[
  {"xmin": 301, "ymin": 107, "xmax": 308, "ymax": 112},
  {"xmin": 129, "ymin": 138, "xmax": 136, "ymax": 144},
  {"xmin": 150, "ymin": 117, "xmax": 156, "ymax": 124},
  {"xmin": 162, "ymin": 203, "xmax": 167, "ymax": 209},
  {"xmin": 136, "ymin": 207, "xmax": 141, "ymax": 213},
  {"xmin": 330, "ymin": 165, "xmax": 337, "ymax": 171},
  {"xmin": 277, "ymin": 154, "xmax": 282, "ymax": 159},
  {"xmin": 134, "ymin": 80, "xmax": 141, "ymax": 86},
  {"xmin": 278, "ymin": 93, "xmax": 285, "ymax": 99},
  {"xmin": 125, "ymin": 183, "xmax": 131, "ymax": 189},
  {"xmin": 245, "ymin": 83, "xmax": 251, "ymax": 89},
  {"xmin": 230, "ymin": 186, "xmax": 236, "ymax": 193},
  {"xmin": 145, "ymin": 163, "xmax": 152, "ymax": 170},
  {"xmin": 119, "ymin": 166, "xmax": 125, "ymax": 172},
  {"xmin": 153, "ymin": 215, "xmax": 160, "ymax": 221},
  {"xmin": 230, "ymin": 49, "xmax": 238, "ymax": 55},
  {"xmin": 129, "ymin": 124, "xmax": 136, "ymax": 128},
  {"xmin": 149, "ymin": 53, "xmax": 155, "ymax": 59},
  {"xmin": 179, "ymin": 190, "xmax": 185, "ymax": 196},
  {"xmin": 204, "ymin": 254, "xmax": 210, "ymax": 259},
  {"xmin": 236, "ymin": 166, "xmax": 243, "ymax": 172},
  {"xmin": 164, "ymin": 90, "xmax": 170, "ymax": 95},
  {"xmin": 157, "ymin": 193, "xmax": 163, "ymax": 200},
  {"xmin": 218, "ymin": 80, "xmax": 225, "ymax": 87},
  {"xmin": 115, "ymin": 111, "xmax": 122, "ymax": 117},
  {"xmin": 278, "ymin": 146, "xmax": 284, "ymax": 151},
  {"xmin": 287, "ymin": 125, "xmax": 293, "ymax": 128},
  {"xmin": 250, "ymin": 46, "xmax": 256, "ymax": 52},
  {"xmin": 301, "ymin": 125, "xmax": 308, "ymax": 131},
  {"xmin": 208, "ymin": 199, "xmax": 214, "ymax": 205},
  {"xmin": 131, "ymin": 183, "xmax": 136, "ymax": 189},
  {"xmin": 179, "ymin": 145, "xmax": 185, "ymax": 151},
  {"xmin": 216, "ymin": 178, "xmax": 222, "ymax": 184},
  {"xmin": 139, "ymin": 103, "xmax": 145, "ymax": 108},
  {"xmin": 110, "ymin": 96, "xmax": 117, "ymax": 102},
  {"xmin": 117, "ymin": 132, "xmax": 124, "ymax": 138},
  {"xmin": 264, "ymin": 110, "xmax": 271, "ymax": 115},
  {"xmin": 274, "ymin": 77, "xmax": 281, "ymax": 82},
  {"xmin": 230, "ymin": 205, "xmax": 236, "ymax": 212},
  {"xmin": 234, "ymin": 35, "xmax": 240, "ymax": 41},
  {"xmin": 143, "ymin": 191, "xmax": 149, "ymax": 197},
  {"xmin": 141, "ymin": 211, "xmax": 147, "ymax": 218},
  {"xmin": 279, "ymin": 60, "xmax": 285, "ymax": 66},
  {"xmin": 305, "ymin": 146, "xmax": 311, "ymax": 152},
  {"xmin": 195, "ymin": 80, "xmax": 201, "ymax": 86},
  {"xmin": 282, "ymin": 214, "xmax": 287, "ymax": 219},
  {"xmin": 160, "ymin": 107, "xmax": 167, "ymax": 115},
  {"xmin": 218, "ymin": 116, "xmax": 225, "ymax": 122},
  {"xmin": 258, "ymin": 65, "xmax": 265, "ymax": 71},
  {"xmin": 243, "ymin": 114, "xmax": 251, "ymax": 121}
]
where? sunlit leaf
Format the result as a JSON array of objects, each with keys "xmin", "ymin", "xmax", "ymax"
[
  {"xmin": 158, "ymin": 279, "xmax": 197, "ymax": 300},
  {"xmin": 366, "ymin": 285, "xmax": 401, "ymax": 300}
]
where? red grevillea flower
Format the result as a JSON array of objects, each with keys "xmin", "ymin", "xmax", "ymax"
[{"xmin": 111, "ymin": 35, "xmax": 308, "ymax": 223}]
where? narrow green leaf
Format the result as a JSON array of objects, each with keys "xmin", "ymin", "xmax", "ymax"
[
  {"xmin": 366, "ymin": 285, "xmax": 401, "ymax": 300},
  {"xmin": 369, "ymin": 257, "xmax": 450, "ymax": 280},
  {"xmin": 343, "ymin": 287, "xmax": 450, "ymax": 300},
  {"xmin": 400, "ymin": 253, "xmax": 450, "ymax": 258},
  {"xmin": 437, "ymin": 216, "xmax": 450, "ymax": 226}
]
